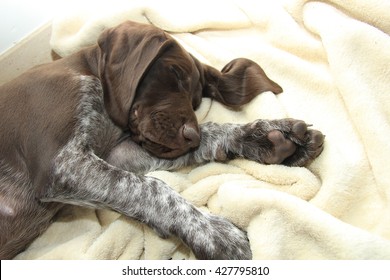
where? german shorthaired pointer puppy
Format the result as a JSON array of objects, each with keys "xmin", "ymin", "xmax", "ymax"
[{"xmin": 0, "ymin": 21, "xmax": 324, "ymax": 259}]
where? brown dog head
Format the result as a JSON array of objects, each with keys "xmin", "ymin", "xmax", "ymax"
[{"xmin": 97, "ymin": 21, "xmax": 283, "ymax": 158}]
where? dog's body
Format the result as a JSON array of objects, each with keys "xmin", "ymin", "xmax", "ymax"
[{"xmin": 0, "ymin": 21, "xmax": 324, "ymax": 259}]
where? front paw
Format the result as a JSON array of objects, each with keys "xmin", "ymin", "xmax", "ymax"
[
  {"xmin": 241, "ymin": 119, "xmax": 324, "ymax": 166},
  {"xmin": 190, "ymin": 214, "xmax": 252, "ymax": 260},
  {"xmin": 281, "ymin": 120, "xmax": 324, "ymax": 166}
]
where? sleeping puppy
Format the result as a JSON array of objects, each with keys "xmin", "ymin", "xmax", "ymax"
[{"xmin": 0, "ymin": 21, "xmax": 324, "ymax": 259}]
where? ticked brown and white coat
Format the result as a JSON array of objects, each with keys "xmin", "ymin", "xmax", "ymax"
[{"xmin": 0, "ymin": 21, "xmax": 324, "ymax": 259}]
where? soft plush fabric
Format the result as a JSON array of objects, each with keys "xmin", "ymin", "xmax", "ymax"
[{"xmin": 15, "ymin": 0, "xmax": 390, "ymax": 259}]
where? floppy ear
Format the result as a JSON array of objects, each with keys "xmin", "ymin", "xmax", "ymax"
[
  {"xmin": 97, "ymin": 21, "xmax": 173, "ymax": 128},
  {"xmin": 198, "ymin": 58, "xmax": 283, "ymax": 108}
]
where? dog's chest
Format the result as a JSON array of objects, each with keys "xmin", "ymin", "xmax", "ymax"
[{"xmin": 72, "ymin": 75, "xmax": 124, "ymax": 159}]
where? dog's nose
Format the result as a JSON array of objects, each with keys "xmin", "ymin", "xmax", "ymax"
[{"xmin": 182, "ymin": 123, "xmax": 200, "ymax": 148}]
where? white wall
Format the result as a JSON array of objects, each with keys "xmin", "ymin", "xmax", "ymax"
[{"xmin": 0, "ymin": 0, "xmax": 58, "ymax": 54}]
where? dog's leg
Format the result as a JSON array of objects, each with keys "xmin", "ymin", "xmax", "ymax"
[
  {"xmin": 213, "ymin": 118, "xmax": 325, "ymax": 167},
  {"xmin": 39, "ymin": 141, "xmax": 251, "ymax": 260},
  {"xmin": 108, "ymin": 119, "xmax": 324, "ymax": 173},
  {"xmin": 36, "ymin": 76, "xmax": 250, "ymax": 260}
]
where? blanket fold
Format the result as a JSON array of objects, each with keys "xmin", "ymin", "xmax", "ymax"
[{"xmin": 16, "ymin": 0, "xmax": 390, "ymax": 259}]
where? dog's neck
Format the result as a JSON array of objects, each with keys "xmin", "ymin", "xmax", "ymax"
[{"xmin": 69, "ymin": 45, "xmax": 101, "ymax": 78}]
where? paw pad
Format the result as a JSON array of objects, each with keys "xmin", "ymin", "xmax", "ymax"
[
  {"xmin": 291, "ymin": 121, "xmax": 307, "ymax": 140},
  {"xmin": 265, "ymin": 130, "xmax": 296, "ymax": 164}
]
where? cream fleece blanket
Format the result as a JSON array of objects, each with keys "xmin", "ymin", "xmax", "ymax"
[{"xmin": 16, "ymin": 0, "xmax": 390, "ymax": 259}]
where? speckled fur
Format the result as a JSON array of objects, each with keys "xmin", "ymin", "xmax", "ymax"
[{"xmin": 1, "ymin": 74, "xmax": 323, "ymax": 260}]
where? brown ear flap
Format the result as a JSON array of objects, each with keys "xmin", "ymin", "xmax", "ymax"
[
  {"xmin": 201, "ymin": 58, "xmax": 283, "ymax": 108},
  {"xmin": 98, "ymin": 21, "xmax": 173, "ymax": 128}
]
